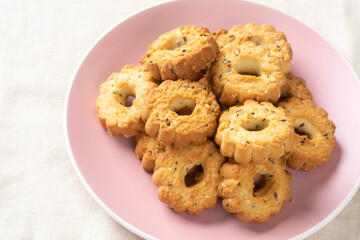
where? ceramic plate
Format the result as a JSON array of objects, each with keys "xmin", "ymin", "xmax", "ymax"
[{"xmin": 64, "ymin": 0, "xmax": 360, "ymax": 239}]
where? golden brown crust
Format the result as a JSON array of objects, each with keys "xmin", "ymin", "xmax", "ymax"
[
  {"xmin": 216, "ymin": 23, "xmax": 292, "ymax": 74},
  {"xmin": 96, "ymin": 65, "xmax": 158, "ymax": 137},
  {"xmin": 280, "ymin": 73, "xmax": 313, "ymax": 100},
  {"xmin": 278, "ymin": 98, "xmax": 336, "ymax": 171},
  {"xmin": 215, "ymin": 100, "xmax": 293, "ymax": 164},
  {"xmin": 142, "ymin": 79, "xmax": 220, "ymax": 148},
  {"xmin": 152, "ymin": 141, "xmax": 225, "ymax": 215},
  {"xmin": 211, "ymin": 41, "xmax": 285, "ymax": 107},
  {"xmin": 213, "ymin": 28, "xmax": 228, "ymax": 44},
  {"xmin": 218, "ymin": 161, "xmax": 291, "ymax": 223},
  {"xmin": 141, "ymin": 25, "xmax": 219, "ymax": 81},
  {"xmin": 134, "ymin": 134, "xmax": 165, "ymax": 173}
]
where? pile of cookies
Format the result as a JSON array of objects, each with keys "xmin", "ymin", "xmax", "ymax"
[{"xmin": 96, "ymin": 24, "xmax": 336, "ymax": 223}]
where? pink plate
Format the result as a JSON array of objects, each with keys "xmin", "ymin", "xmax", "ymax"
[{"xmin": 64, "ymin": 0, "xmax": 360, "ymax": 239}]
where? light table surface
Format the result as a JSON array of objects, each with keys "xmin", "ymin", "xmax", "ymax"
[{"xmin": 0, "ymin": 0, "xmax": 359, "ymax": 239}]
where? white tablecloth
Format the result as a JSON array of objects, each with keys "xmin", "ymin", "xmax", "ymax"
[{"xmin": 0, "ymin": 0, "xmax": 359, "ymax": 239}]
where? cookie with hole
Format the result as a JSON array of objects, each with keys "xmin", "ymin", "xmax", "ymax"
[
  {"xmin": 218, "ymin": 161, "xmax": 292, "ymax": 224},
  {"xmin": 141, "ymin": 25, "xmax": 219, "ymax": 81},
  {"xmin": 134, "ymin": 134, "xmax": 165, "ymax": 173},
  {"xmin": 215, "ymin": 100, "xmax": 293, "ymax": 165},
  {"xmin": 277, "ymin": 97, "xmax": 336, "ymax": 172},
  {"xmin": 96, "ymin": 65, "xmax": 158, "ymax": 138},
  {"xmin": 152, "ymin": 140, "xmax": 225, "ymax": 215},
  {"xmin": 216, "ymin": 23, "xmax": 292, "ymax": 74},
  {"xmin": 280, "ymin": 73, "xmax": 313, "ymax": 101},
  {"xmin": 141, "ymin": 79, "xmax": 220, "ymax": 148},
  {"xmin": 211, "ymin": 41, "xmax": 286, "ymax": 107}
]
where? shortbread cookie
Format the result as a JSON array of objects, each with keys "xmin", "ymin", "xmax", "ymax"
[
  {"xmin": 142, "ymin": 79, "xmax": 220, "ymax": 148},
  {"xmin": 96, "ymin": 65, "xmax": 158, "ymax": 137},
  {"xmin": 215, "ymin": 100, "xmax": 293, "ymax": 164},
  {"xmin": 218, "ymin": 161, "xmax": 292, "ymax": 223},
  {"xmin": 280, "ymin": 73, "xmax": 312, "ymax": 100},
  {"xmin": 216, "ymin": 23, "xmax": 292, "ymax": 74},
  {"xmin": 211, "ymin": 41, "xmax": 286, "ymax": 106},
  {"xmin": 134, "ymin": 135, "xmax": 165, "ymax": 173},
  {"xmin": 141, "ymin": 25, "xmax": 219, "ymax": 81},
  {"xmin": 278, "ymin": 98, "xmax": 336, "ymax": 171},
  {"xmin": 152, "ymin": 140, "xmax": 225, "ymax": 215}
]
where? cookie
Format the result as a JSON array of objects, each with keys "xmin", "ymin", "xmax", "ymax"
[
  {"xmin": 216, "ymin": 23, "xmax": 292, "ymax": 74},
  {"xmin": 96, "ymin": 65, "xmax": 158, "ymax": 137},
  {"xmin": 218, "ymin": 161, "xmax": 292, "ymax": 223},
  {"xmin": 278, "ymin": 98, "xmax": 336, "ymax": 171},
  {"xmin": 134, "ymin": 134, "xmax": 165, "ymax": 173},
  {"xmin": 211, "ymin": 41, "xmax": 285, "ymax": 106},
  {"xmin": 152, "ymin": 140, "xmax": 225, "ymax": 215},
  {"xmin": 142, "ymin": 79, "xmax": 220, "ymax": 148},
  {"xmin": 141, "ymin": 25, "xmax": 219, "ymax": 81},
  {"xmin": 215, "ymin": 100, "xmax": 293, "ymax": 164},
  {"xmin": 280, "ymin": 73, "xmax": 312, "ymax": 100},
  {"xmin": 213, "ymin": 28, "xmax": 228, "ymax": 46}
]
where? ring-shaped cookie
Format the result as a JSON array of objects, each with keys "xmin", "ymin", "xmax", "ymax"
[
  {"xmin": 277, "ymin": 98, "xmax": 336, "ymax": 171},
  {"xmin": 218, "ymin": 161, "xmax": 292, "ymax": 223},
  {"xmin": 152, "ymin": 140, "xmax": 225, "ymax": 215},
  {"xmin": 280, "ymin": 73, "xmax": 313, "ymax": 100},
  {"xmin": 96, "ymin": 65, "xmax": 158, "ymax": 137},
  {"xmin": 215, "ymin": 100, "xmax": 293, "ymax": 164},
  {"xmin": 211, "ymin": 41, "xmax": 286, "ymax": 107},
  {"xmin": 216, "ymin": 23, "xmax": 292, "ymax": 74},
  {"xmin": 135, "ymin": 134, "xmax": 165, "ymax": 173},
  {"xmin": 142, "ymin": 79, "xmax": 220, "ymax": 148},
  {"xmin": 141, "ymin": 25, "xmax": 219, "ymax": 81}
]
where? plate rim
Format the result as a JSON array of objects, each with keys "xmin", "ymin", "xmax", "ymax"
[{"xmin": 63, "ymin": 0, "xmax": 360, "ymax": 239}]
